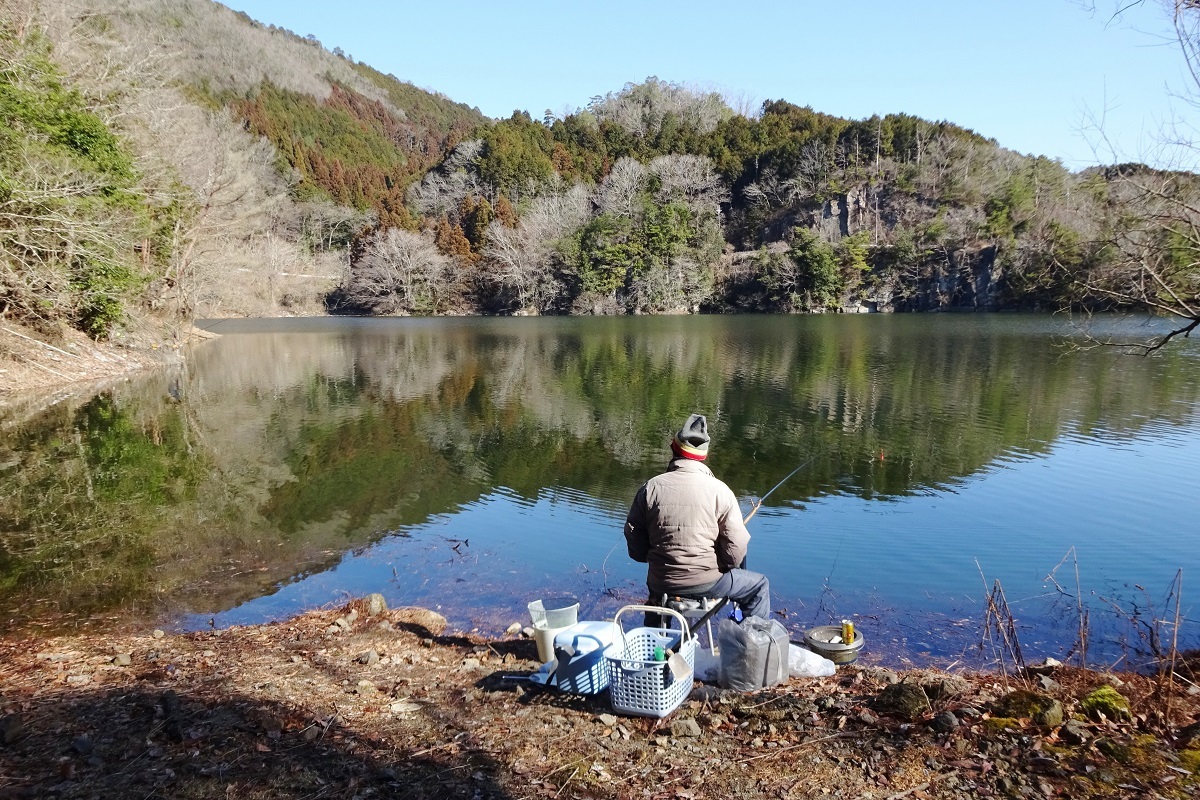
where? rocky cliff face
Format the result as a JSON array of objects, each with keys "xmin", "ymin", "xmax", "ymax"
[
  {"xmin": 880, "ymin": 245, "xmax": 1004, "ymax": 312},
  {"xmin": 757, "ymin": 184, "xmax": 1011, "ymax": 314},
  {"xmin": 802, "ymin": 185, "xmax": 873, "ymax": 242}
]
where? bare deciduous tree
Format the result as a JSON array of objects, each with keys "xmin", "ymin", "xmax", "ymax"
[
  {"xmin": 342, "ymin": 228, "xmax": 448, "ymax": 315},
  {"xmin": 742, "ymin": 168, "xmax": 805, "ymax": 210},
  {"xmin": 1071, "ymin": 1, "xmax": 1200, "ymax": 350},
  {"xmin": 408, "ymin": 139, "xmax": 484, "ymax": 217},
  {"xmin": 648, "ymin": 154, "xmax": 729, "ymax": 214},
  {"xmin": 595, "ymin": 158, "xmax": 647, "ymax": 217},
  {"xmin": 588, "ymin": 77, "xmax": 732, "ymax": 136},
  {"xmin": 155, "ymin": 107, "xmax": 285, "ymax": 320},
  {"xmin": 628, "ymin": 255, "xmax": 713, "ymax": 314},
  {"xmin": 483, "ymin": 184, "xmax": 590, "ymax": 312},
  {"xmin": 0, "ymin": 147, "xmax": 140, "ymax": 328}
]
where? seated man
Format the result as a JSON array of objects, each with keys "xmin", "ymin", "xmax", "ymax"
[{"xmin": 624, "ymin": 413, "xmax": 770, "ymax": 623}]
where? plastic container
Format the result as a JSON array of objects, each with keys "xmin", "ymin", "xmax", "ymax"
[
  {"xmin": 606, "ymin": 605, "xmax": 696, "ymax": 718},
  {"xmin": 553, "ymin": 621, "xmax": 617, "ymax": 694},
  {"xmin": 534, "ymin": 623, "xmax": 571, "ymax": 663},
  {"xmin": 804, "ymin": 624, "xmax": 865, "ymax": 665},
  {"xmin": 528, "ymin": 598, "xmax": 580, "ymax": 663},
  {"xmin": 528, "ymin": 597, "xmax": 580, "ymax": 630}
]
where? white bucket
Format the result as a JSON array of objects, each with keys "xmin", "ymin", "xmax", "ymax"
[
  {"xmin": 534, "ymin": 622, "xmax": 571, "ymax": 663},
  {"xmin": 528, "ymin": 598, "xmax": 579, "ymax": 630},
  {"xmin": 528, "ymin": 598, "xmax": 579, "ymax": 662}
]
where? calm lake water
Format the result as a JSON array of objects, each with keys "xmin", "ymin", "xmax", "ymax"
[{"xmin": 2, "ymin": 313, "xmax": 1197, "ymax": 669}]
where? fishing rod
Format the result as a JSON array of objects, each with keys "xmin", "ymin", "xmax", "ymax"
[
  {"xmin": 742, "ymin": 456, "xmax": 815, "ymax": 525},
  {"xmin": 685, "ymin": 456, "xmax": 815, "ymax": 636}
]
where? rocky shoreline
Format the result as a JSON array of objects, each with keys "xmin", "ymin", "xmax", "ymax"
[
  {"xmin": 0, "ymin": 322, "xmax": 217, "ymax": 421},
  {"xmin": 0, "ymin": 597, "xmax": 1196, "ymax": 799}
]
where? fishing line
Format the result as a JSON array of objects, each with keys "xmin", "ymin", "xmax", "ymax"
[{"xmin": 742, "ymin": 457, "xmax": 815, "ymax": 525}]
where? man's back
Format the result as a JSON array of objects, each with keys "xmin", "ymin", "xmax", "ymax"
[{"xmin": 626, "ymin": 459, "xmax": 749, "ymax": 592}]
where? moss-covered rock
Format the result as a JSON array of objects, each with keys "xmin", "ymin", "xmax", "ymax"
[
  {"xmin": 1095, "ymin": 737, "xmax": 1133, "ymax": 764},
  {"xmin": 876, "ymin": 681, "xmax": 930, "ymax": 720},
  {"xmin": 1179, "ymin": 748, "xmax": 1200, "ymax": 774},
  {"xmin": 993, "ymin": 689, "xmax": 1064, "ymax": 728},
  {"xmin": 983, "ymin": 716, "xmax": 1021, "ymax": 734},
  {"xmin": 1080, "ymin": 685, "xmax": 1131, "ymax": 722}
]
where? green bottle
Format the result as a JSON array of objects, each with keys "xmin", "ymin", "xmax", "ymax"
[{"xmin": 653, "ymin": 645, "xmax": 666, "ymax": 662}]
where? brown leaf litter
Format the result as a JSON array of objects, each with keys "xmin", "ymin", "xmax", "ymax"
[{"xmin": 0, "ymin": 599, "xmax": 1197, "ymax": 799}]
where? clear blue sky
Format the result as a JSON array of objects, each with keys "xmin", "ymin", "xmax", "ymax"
[{"xmin": 223, "ymin": 1, "xmax": 1192, "ymax": 170}]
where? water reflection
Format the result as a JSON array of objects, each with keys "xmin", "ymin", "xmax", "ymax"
[{"xmin": 1, "ymin": 314, "xmax": 1197, "ymax": 667}]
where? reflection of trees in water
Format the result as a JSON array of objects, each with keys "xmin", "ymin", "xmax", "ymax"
[{"xmin": 2, "ymin": 317, "xmax": 1198, "ymax": 627}]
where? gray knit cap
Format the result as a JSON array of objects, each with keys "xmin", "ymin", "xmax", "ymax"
[{"xmin": 673, "ymin": 413, "xmax": 710, "ymax": 459}]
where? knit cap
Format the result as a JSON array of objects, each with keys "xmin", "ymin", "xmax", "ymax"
[{"xmin": 673, "ymin": 413, "xmax": 710, "ymax": 460}]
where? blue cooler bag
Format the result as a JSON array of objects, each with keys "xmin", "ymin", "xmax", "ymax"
[{"xmin": 552, "ymin": 621, "xmax": 617, "ymax": 694}]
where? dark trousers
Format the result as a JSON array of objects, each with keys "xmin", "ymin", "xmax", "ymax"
[{"xmin": 645, "ymin": 568, "xmax": 771, "ymax": 627}]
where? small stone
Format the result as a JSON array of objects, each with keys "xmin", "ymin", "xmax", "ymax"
[
  {"xmin": 597, "ymin": 714, "xmax": 618, "ymax": 727},
  {"xmin": 202, "ymin": 650, "xmax": 215, "ymax": 658},
  {"xmin": 334, "ymin": 618, "xmax": 351, "ymax": 631},
  {"xmin": 152, "ymin": 630, "xmax": 165, "ymax": 640},
  {"xmin": 112, "ymin": 654, "xmax": 132, "ymax": 667},
  {"xmin": 521, "ymin": 627, "xmax": 534, "ymax": 638},
  {"xmin": 421, "ymin": 638, "xmax": 434, "ymax": 648},
  {"xmin": 865, "ymin": 667, "xmax": 901, "ymax": 685},
  {"xmin": 506, "ymin": 622, "xmax": 523, "ymax": 635},
  {"xmin": 392, "ymin": 607, "xmax": 447, "ymax": 635},
  {"xmin": 858, "ymin": 710, "xmax": 878, "ymax": 725},
  {"xmin": 365, "ymin": 594, "xmax": 387, "ymax": 617},
  {"xmin": 1059, "ymin": 719, "xmax": 1091, "ymax": 745},
  {"xmin": 690, "ymin": 685, "xmax": 724, "ymax": 702},
  {"xmin": 66, "ymin": 674, "xmax": 91, "ymax": 686},
  {"xmin": 1026, "ymin": 657, "xmax": 1062, "ymax": 676},
  {"xmin": 1035, "ymin": 699, "xmax": 1064, "ymax": 728},
  {"xmin": 358, "ymin": 650, "xmax": 380, "ymax": 666},
  {"xmin": 931, "ymin": 711, "xmax": 959, "ymax": 733},
  {"xmin": 461, "ymin": 658, "xmax": 482, "ymax": 670},
  {"xmin": 345, "ymin": 609, "xmax": 359, "ymax": 625},
  {"xmin": 325, "ymin": 625, "xmax": 341, "ymax": 635},
  {"xmin": 911, "ymin": 670, "xmax": 971, "ymax": 700},
  {"xmin": 355, "ymin": 680, "xmax": 375, "ymax": 695},
  {"xmin": 1, "ymin": 714, "xmax": 23, "ymax": 745},
  {"xmin": 390, "ymin": 701, "xmax": 422, "ymax": 714},
  {"xmin": 671, "ymin": 718, "xmax": 702, "ymax": 738}
]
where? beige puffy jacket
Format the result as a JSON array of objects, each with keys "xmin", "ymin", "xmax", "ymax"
[{"xmin": 624, "ymin": 458, "xmax": 750, "ymax": 592}]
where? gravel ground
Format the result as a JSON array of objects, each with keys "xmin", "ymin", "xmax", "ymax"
[{"xmin": 1, "ymin": 599, "xmax": 1197, "ymax": 799}]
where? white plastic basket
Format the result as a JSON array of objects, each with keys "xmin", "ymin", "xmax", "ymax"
[{"xmin": 605, "ymin": 605, "xmax": 696, "ymax": 718}]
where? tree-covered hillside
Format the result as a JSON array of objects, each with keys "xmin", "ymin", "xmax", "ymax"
[{"xmin": 3, "ymin": 0, "xmax": 1197, "ymax": 358}]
